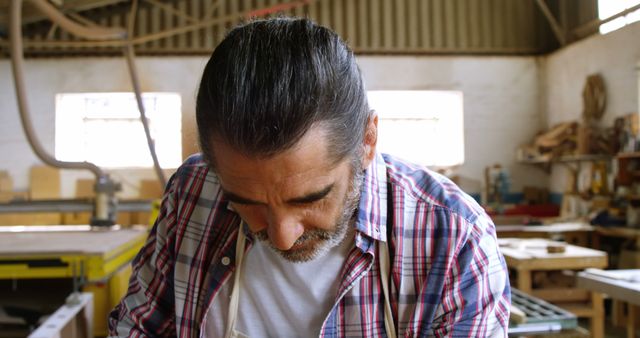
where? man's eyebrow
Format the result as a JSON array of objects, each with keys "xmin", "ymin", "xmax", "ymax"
[
  {"xmin": 286, "ymin": 184, "xmax": 334, "ymax": 204},
  {"xmin": 222, "ymin": 190, "xmax": 263, "ymax": 205}
]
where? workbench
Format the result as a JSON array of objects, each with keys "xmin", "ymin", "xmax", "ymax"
[
  {"xmin": 578, "ymin": 269, "xmax": 640, "ymax": 338},
  {"xmin": 0, "ymin": 225, "xmax": 147, "ymax": 336},
  {"xmin": 499, "ymin": 238, "xmax": 608, "ymax": 338},
  {"xmin": 496, "ymin": 222, "xmax": 594, "ymax": 247}
]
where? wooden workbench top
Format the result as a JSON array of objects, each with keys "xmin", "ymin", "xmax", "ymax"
[
  {"xmin": 577, "ymin": 269, "xmax": 640, "ymax": 306},
  {"xmin": 0, "ymin": 227, "xmax": 148, "ymax": 257},
  {"xmin": 499, "ymin": 238, "xmax": 608, "ymax": 270},
  {"xmin": 496, "ymin": 222, "xmax": 594, "ymax": 233}
]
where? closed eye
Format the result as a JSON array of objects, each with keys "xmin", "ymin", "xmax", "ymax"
[{"xmin": 286, "ymin": 184, "xmax": 333, "ymax": 204}]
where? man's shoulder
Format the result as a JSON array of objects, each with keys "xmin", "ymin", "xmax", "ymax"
[
  {"xmin": 169, "ymin": 153, "xmax": 224, "ymax": 199},
  {"xmin": 178, "ymin": 153, "xmax": 211, "ymax": 171},
  {"xmin": 173, "ymin": 154, "xmax": 215, "ymax": 182},
  {"xmin": 382, "ymin": 154, "xmax": 487, "ymax": 224}
]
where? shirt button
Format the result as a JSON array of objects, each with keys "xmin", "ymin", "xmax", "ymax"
[{"xmin": 221, "ymin": 257, "xmax": 231, "ymax": 266}]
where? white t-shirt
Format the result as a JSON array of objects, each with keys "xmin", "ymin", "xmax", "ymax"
[{"xmin": 202, "ymin": 230, "xmax": 355, "ymax": 338}]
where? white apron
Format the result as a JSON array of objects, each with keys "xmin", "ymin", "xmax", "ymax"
[{"xmin": 211, "ymin": 226, "xmax": 397, "ymax": 338}]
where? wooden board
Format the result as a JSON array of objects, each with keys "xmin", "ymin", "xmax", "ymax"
[
  {"xmin": 496, "ymin": 222, "xmax": 594, "ymax": 234},
  {"xmin": 75, "ymin": 179, "xmax": 95, "ymax": 198},
  {"xmin": 499, "ymin": 238, "xmax": 607, "ymax": 270},
  {"xmin": 577, "ymin": 269, "xmax": 640, "ymax": 306},
  {"xmin": 0, "ymin": 171, "xmax": 12, "ymax": 192},
  {"xmin": 0, "ymin": 212, "xmax": 62, "ymax": 226},
  {"xmin": 138, "ymin": 180, "xmax": 163, "ymax": 199},
  {"xmin": 29, "ymin": 166, "xmax": 60, "ymax": 200},
  {"xmin": 0, "ymin": 228, "xmax": 147, "ymax": 257}
]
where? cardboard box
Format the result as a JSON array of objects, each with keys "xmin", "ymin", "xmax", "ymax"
[
  {"xmin": 30, "ymin": 166, "xmax": 61, "ymax": 200},
  {"xmin": 75, "ymin": 179, "xmax": 95, "ymax": 198},
  {"xmin": 138, "ymin": 180, "xmax": 163, "ymax": 199},
  {"xmin": 0, "ymin": 171, "xmax": 12, "ymax": 192}
]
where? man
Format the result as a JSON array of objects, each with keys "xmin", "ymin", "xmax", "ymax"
[{"xmin": 109, "ymin": 18, "xmax": 510, "ymax": 337}]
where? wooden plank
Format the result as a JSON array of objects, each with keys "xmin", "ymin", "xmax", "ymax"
[
  {"xmin": 560, "ymin": 303, "xmax": 597, "ymax": 317},
  {"xmin": 517, "ymin": 269, "xmax": 532, "ymax": 293},
  {"xmin": 29, "ymin": 166, "xmax": 60, "ymax": 200},
  {"xmin": 500, "ymin": 238, "xmax": 608, "ymax": 270},
  {"xmin": 532, "ymin": 288, "xmax": 591, "ymax": 302},
  {"xmin": 75, "ymin": 179, "xmax": 95, "ymax": 198},
  {"xmin": 0, "ymin": 228, "xmax": 147, "ymax": 256},
  {"xmin": 0, "ymin": 170, "xmax": 12, "ymax": 193},
  {"xmin": 510, "ymin": 304, "xmax": 527, "ymax": 324},
  {"xmin": 0, "ymin": 191, "xmax": 29, "ymax": 203},
  {"xmin": 138, "ymin": 180, "xmax": 164, "ymax": 199},
  {"xmin": 0, "ymin": 213, "xmax": 62, "ymax": 226},
  {"xmin": 27, "ymin": 293, "xmax": 93, "ymax": 338},
  {"xmin": 577, "ymin": 269, "xmax": 640, "ymax": 306}
]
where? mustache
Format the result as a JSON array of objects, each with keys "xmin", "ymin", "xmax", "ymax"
[{"xmin": 253, "ymin": 227, "xmax": 334, "ymax": 246}]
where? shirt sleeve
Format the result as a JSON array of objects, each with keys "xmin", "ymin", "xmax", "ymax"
[
  {"xmin": 430, "ymin": 215, "xmax": 511, "ymax": 337},
  {"xmin": 108, "ymin": 174, "xmax": 179, "ymax": 337}
]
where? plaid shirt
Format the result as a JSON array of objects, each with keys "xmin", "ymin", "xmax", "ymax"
[{"xmin": 109, "ymin": 153, "xmax": 510, "ymax": 337}]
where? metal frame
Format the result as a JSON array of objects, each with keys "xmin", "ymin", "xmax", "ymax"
[{"xmin": 27, "ymin": 293, "xmax": 93, "ymax": 338}]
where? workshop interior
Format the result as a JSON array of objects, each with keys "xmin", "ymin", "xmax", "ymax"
[{"xmin": 1, "ymin": 0, "xmax": 640, "ymax": 337}]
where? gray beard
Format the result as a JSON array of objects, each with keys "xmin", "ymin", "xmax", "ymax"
[{"xmin": 253, "ymin": 164, "xmax": 365, "ymax": 263}]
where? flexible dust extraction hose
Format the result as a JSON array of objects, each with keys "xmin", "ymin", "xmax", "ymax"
[
  {"xmin": 10, "ymin": 0, "xmax": 168, "ymax": 225},
  {"xmin": 27, "ymin": 0, "xmax": 127, "ymax": 40},
  {"xmin": 9, "ymin": 0, "xmax": 123, "ymax": 225}
]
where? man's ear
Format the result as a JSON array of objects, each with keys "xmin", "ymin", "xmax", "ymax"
[{"xmin": 361, "ymin": 111, "xmax": 378, "ymax": 169}]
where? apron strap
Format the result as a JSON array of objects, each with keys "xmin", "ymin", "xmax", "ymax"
[
  {"xmin": 225, "ymin": 226, "xmax": 247, "ymax": 338},
  {"xmin": 379, "ymin": 239, "xmax": 397, "ymax": 338}
]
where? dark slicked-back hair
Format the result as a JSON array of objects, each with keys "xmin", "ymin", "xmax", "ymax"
[{"xmin": 196, "ymin": 17, "xmax": 370, "ymax": 166}]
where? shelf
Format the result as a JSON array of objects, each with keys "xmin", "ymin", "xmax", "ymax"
[
  {"xmin": 518, "ymin": 154, "xmax": 611, "ymax": 165},
  {"xmin": 617, "ymin": 152, "xmax": 640, "ymax": 159}
]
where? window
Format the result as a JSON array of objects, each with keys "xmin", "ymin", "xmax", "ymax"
[
  {"xmin": 599, "ymin": 0, "xmax": 640, "ymax": 34},
  {"xmin": 367, "ymin": 90, "xmax": 464, "ymax": 167},
  {"xmin": 55, "ymin": 93, "xmax": 182, "ymax": 168}
]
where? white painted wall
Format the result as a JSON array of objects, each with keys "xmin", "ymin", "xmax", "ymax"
[
  {"xmin": 541, "ymin": 21, "xmax": 640, "ymax": 192},
  {"xmin": 0, "ymin": 57, "xmax": 208, "ymax": 198},
  {"xmin": 359, "ymin": 56, "xmax": 546, "ymax": 194},
  {"xmin": 0, "ymin": 54, "xmax": 546, "ymax": 198}
]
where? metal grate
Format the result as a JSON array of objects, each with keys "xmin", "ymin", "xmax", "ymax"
[{"xmin": 509, "ymin": 288, "xmax": 578, "ymax": 335}]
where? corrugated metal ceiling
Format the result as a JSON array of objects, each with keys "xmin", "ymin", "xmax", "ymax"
[{"xmin": 0, "ymin": 0, "xmax": 599, "ymax": 57}]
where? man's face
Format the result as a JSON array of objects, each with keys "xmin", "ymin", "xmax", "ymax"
[{"xmin": 211, "ymin": 126, "xmax": 364, "ymax": 262}]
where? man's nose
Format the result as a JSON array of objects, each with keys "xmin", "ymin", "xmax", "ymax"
[{"xmin": 266, "ymin": 210, "xmax": 304, "ymax": 250}]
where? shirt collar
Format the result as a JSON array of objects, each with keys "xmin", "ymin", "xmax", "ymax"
[{"xmin": 354, "ymin": 152, "xmax": 388, "ymax": 243}]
